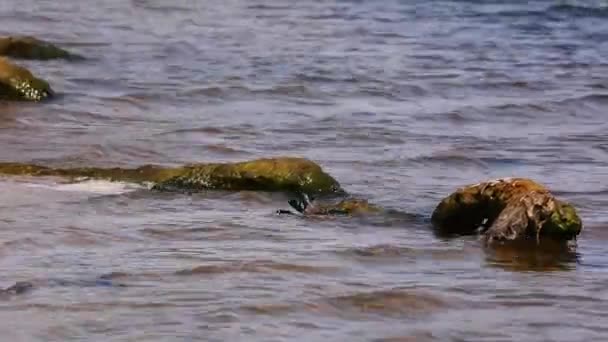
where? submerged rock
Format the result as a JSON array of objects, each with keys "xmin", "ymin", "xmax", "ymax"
[
  {"xmin": 0, "ymin": 36, "xmax": 82, "ymax": 60},
  {"xmin": 0, "ymin": 157, "xmax": 343, "ymax": 195},
  {"xmin": 431, "ymin": 178, "xmax": 582, "ymax": 243},
  {"xmin": 279, "ymin": 193, "xmax": 381, "ymax": 216},
  {"xmin": 0, "ymin": 57, "xmax": 53, "ymax": 101}
]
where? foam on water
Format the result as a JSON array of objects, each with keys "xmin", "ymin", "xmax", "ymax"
[{"xmin": 22, "ymin": 179, "xmax": 145, "ymax": 195}]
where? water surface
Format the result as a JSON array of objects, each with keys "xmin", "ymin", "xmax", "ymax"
[{"xmin": 1, "ymin": 1, "xmax": 607, "ymax": 341}]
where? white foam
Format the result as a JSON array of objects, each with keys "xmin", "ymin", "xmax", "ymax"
[{"xmin": 23, "ymin": 179, "xmax": 144, "ymax": 195}]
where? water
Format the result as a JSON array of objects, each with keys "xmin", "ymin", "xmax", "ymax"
[{"xmin": 1, "ymin": 1, "xmax": 608, "ymax": 341}]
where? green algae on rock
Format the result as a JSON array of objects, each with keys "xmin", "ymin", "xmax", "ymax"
[
  {"xmin": 0, "ymin": 57, "xmax": 54, "ymax": 101},
  {"xmin": 0, "ymin": 157, "xmax": 343, "ymax": 195},
  {"xmin": 431, "ymin": 178, "xmax": 582, "ymax": 243},
  {"xmin": 151, "ymin": 157, "xmax": 343, "ymax": 195},
  {"xmin": 0, "ymin": 36, "xmax": 82, "ymax": 60}
]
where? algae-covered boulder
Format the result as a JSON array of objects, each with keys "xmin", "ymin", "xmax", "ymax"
[
  {"xmin": 431, "ymin": 178, "xmax": 582, "ymax": 243},
  {"xmin": 0, "ymin": 157, "xmax": 343, "ymax": 195},
  {"xmin": 0, "ymin": 36, "xmax": 82, "ymax": 60},
  {"xmin": 0, "ymin": 57, "xmax": 53, "ymax": 101},
  {"xmin": 152, "ymin": 157, "xmax": 343, "ymax": 195}
]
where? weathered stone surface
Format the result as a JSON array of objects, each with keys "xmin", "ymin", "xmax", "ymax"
[
  {"xmin": 0, "ymin": 157, "xmax": 343, "ymax": 195},
  {"xmin": 0, "ymin": 57, "xmax": 53, "ymax": 101},
  {"xmin": 431, "ymin": 178, "xmax": 582, "ymax": 243},
  {"xmin": 0, "ymin": 36, "xmax": 82, "ymax": 60}
]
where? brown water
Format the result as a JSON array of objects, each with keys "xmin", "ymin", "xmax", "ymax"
[{"xmin": 1, "ymin": 1, "xmax": 608, "ymax": 341}]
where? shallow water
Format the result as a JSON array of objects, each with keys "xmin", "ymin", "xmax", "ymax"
[{"xmin": 1, "ymin": 1, "xmax": 608, "ymax": 341}]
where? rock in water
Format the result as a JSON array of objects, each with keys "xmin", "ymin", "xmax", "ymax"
[
  {"xmin": 283, "ymin": 194, "xmax": 381, "ymax": 216},
  {"xmin": 0, "ymin": 157, "xmax": 343, "ymax": 196},
  {"xmin": 151, "ymin": 157, "xmax": 344, "ymax": 196},
  {"xmin": 0, "ymin": 57, "xmax": 53, "ymax": 101},
  {"xmin": 431, "ymin": 178, "xmax": 582, "ymax": 243},
  {"xmin": 0, "ymin": 36, "xmax": 82, "ymax": 60}
]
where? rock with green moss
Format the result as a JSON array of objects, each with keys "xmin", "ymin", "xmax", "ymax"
[
  {"xmin": 0, "ymin": 157, "xmax": 343, "ymax": 195},
  {"xmin": 0, "ymin": 36, "xmax": 82, "ymax": 60},
  {"xmin": 431, "ymin": 178, "xmax": 582, "ymax": 243},
  {"xmin": 153, "ymin": 157, "xmax": 343, "ymax": 195},
  {"xmin": 0, "ymin": 57, "xmax": 53, "ymax": 101}
]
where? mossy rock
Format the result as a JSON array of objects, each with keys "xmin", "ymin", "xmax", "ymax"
[
  {"xmin": 431, "ymin": 178, "xmax": 582, "ymax": 243},
  {"xmin": 0, "ymin": 157, "xmax": 343, "ymax": 195},
  {"xmin": 152, "ymin": 157, "xmax": 343, "ymax": 195},
  {"xmin": 0, "ymin": 36, "xmax": 82, "ymax": 60},
  {"xmin": 0, "ymin": 57, "xmax": 53, "ymax": 101}
]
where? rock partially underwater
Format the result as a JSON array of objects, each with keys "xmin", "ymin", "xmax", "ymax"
[
  {"xmin": 431, "ymin": 178, "xmax": 582, "ymax": 243},
  {"xmin": 278, "ymin": 193, "xmax": 382, "ymax": 216},
  {"xmin": 0, "ymin": 36, "xmax": 82, "ymax": 60},
  {"xmin": 0, "ymin": 157, "xmax": 343, "ymax": 195},
  {"xmin": 0, "ymin": 57, "xmax": 53, "ymax": 101}
]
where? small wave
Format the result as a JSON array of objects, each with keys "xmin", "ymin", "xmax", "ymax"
[
  {"xmin": 339, "ymin": 244, "xmax": 415, "ymax": 257},
  {"xmin": 470, "ymin": 80, "xmax": 552, "ymax": 92},
  {"xmin": 373, "ymin": 332, "xmax": 435, "ymax": 342},
  {"xmin": 294, "ymin": 73, "xmax": 360, "ymax": 84},
  {"xmin": 548, "ymin": 3, "xmax": 608, "ymax": 18},
  {"xmin": 303, "ymin": 14, "xmax": 363, "ymax": 21},
  {"xmin": 563, "ymin": 93, "xmax": 608, "ymax": 105},
  {"xmin": 107, "ymin": 145, "xmax": 167, "ymax": 162},
  {"xmin": 247, "ymin": 4, "xmax": 291, "ymax": 10},
  {"xmin": 242, "ymin": 289, "xmax": 449, "ymax": 318},
  {"xmin": 543, "ymin": 93, "xmax": 608, "ymax": 116},
  {"xmin": 181, "ymin": 85, "xmax": 248, "ymax": 98},
  {"xmin": 408, "ymin": 153, "xmax": 490, "ymax": 169},
  {"xmin": 98, "ymin": 94, "xmax": 152, "ymax": 111},
  {"xmin": 252, "ymin": 84, "xmax": 313, "ymax": 97},
  {"xmin": 181, "ymin": 84, "xmax": 316, "ymax": 99},
  {"xmin": 0, "ymin": 238, "xmax": 50, "ymax": 255},
  {"xmin": 131, "ymin": 0, "xmax": 190, "ymax": 12},
  {"xmin": 98, "ymin": 271, "xmax": 164, "ymax": 282},
  {"xmin": 318, "ymin": 289, "xmax": 449, "ymax": 318},
  {"xmin": 471, "ymin": 3, "xmax": 608, "ymax": 21},
  {"xmin": 154, "ymin": 124, "xmax": 260, "ymax": 138},
  {"xmin": 241, "ymin": 303, "xmax": 295, "ymax": 315},
  {"xmin": 140, "ymin": 226, "xmax": 227, "ymax": 240},
  {"xmin": 175, "ymin": 260, "xmax": 338, "ymax": 276},
  {"xmin": 162, "ymin": 126, "xmax": 225, "ymax": 135},
  {"xmin": 338, "ymin": 244, "xmax": 471, "ymax": 262},
  {"xmin": 492, "ymin": 102, "xmax": 550, "ymax": 113},
  {"xmin": 204, "ymin": 144, "xmax": 250, "ymax": 155},
  {"xmin": 358, "ymin": 84, "xmax": 427, "ymax": 101}
]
